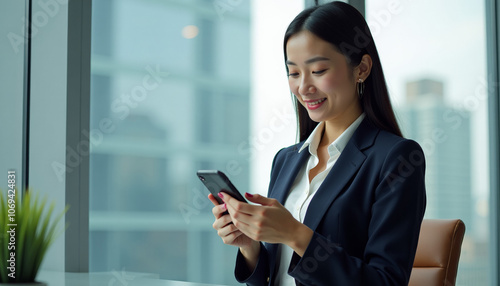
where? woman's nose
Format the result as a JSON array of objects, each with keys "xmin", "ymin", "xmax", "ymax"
[{"xmin": 298, "ymin": 76, "xmax": 316, "ymax": 95}]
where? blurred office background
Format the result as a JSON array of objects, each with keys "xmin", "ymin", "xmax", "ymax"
[
  {"xmin": 89, "ymin": 0, "xmax": 253, "ymax": 283},
  {"xmin": 0, "ymin": 0, "xmax": 498, "ymax": 285}
]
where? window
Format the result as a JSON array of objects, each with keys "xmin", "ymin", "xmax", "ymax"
[
  {"xmin": 366, "ymin": 0, "xmax": 491, "ymax": 283},
  {"xmin": 0, "ymin": 1, "xmax": 25, "ymax": 191},
  {"xmin": 89, "ymin": 1, "xmax": 302, "ymax": 284}
]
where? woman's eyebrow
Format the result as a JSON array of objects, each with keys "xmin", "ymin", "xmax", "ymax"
[{"xmin": 286, "ymin": 56, "xmax": 331, "ymax": 66}]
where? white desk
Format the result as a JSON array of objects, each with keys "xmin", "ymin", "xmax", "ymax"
[{"xmin": 37, "ymin": 271, "xmax": 230, "ymax": 286}]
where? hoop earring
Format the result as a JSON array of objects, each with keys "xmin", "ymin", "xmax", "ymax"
[{"xmin": 357, "ymin": 79, "xmax": 365, "ymax": 99}]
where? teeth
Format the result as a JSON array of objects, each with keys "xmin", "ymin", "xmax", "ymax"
[{"xmin": 308, "ymin": 98, "xmax": 326, "ymax": 105}]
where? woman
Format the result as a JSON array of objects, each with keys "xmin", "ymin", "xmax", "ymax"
[{"xmin": 209, "ymin": 2, "xmax": 426, "ymax": 285}]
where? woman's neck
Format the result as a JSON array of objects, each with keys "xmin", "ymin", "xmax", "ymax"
[{"xmin": 322, "ymin": 109, "xmax": 362, "ymax": 146}]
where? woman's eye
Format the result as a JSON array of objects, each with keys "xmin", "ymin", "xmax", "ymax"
[
  {"xmin": 312, "ymin": 69, "xmax": 327, "ymax": 75},
  {"xmin": 288, "ymin": 72, "xmax": 299, "ymax": 77}
]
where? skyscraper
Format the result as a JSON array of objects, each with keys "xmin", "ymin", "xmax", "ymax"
[
  {"xmin": 399, "ymin": 77, "xmax": 488, "ymax": 286},
  {"xmin": 399, "ymin": 78, "xmax": 472, "ymax": 230}
]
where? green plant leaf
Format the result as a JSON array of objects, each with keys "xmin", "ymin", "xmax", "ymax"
[
  {"xmin": 0, "ymin": 189, "xmax": 69, "ymax": 283},
  {"xmin": 31, "ymin": 200, "xmax": 55, "ymax": 279},
  {"xmin": 18, "ymin": 191, "xmax": 36, "ymax": 282},
  {"xmin": 0, "ymin": 193, "xmax": 8, "ymax": 283},
  {"xmin": 24, "ymin": 194, "xmax": 47, "ymax": 280}
]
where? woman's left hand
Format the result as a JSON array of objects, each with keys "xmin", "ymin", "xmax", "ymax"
[{"xmin": 218, "ymin": 192, "xmax": 313, "ymax": 256}]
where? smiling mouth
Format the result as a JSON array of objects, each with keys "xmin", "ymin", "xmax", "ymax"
[
  {"xmin": 307, "ymin": 98, "xmax": 326, "ymax": 106},
  {"xmin": 305, "ymin": 98, "xmax": 326, "ymax": 110}
]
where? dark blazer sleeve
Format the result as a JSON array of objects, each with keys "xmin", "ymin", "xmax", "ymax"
[
  {"xmin": 235, "ymin": 242, "xmax": 270, "ymax": 285},
  {"xmin": 288, "ymin": 139, "xmax": 426, "ymax": 286}
]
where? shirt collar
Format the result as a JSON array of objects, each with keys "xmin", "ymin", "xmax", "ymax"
[{"xmin": 298, "ymin": 113, "xmax": 366, "ymax": 156}]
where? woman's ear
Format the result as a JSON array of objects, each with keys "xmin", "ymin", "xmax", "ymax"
[{"xmin": 354, "ymin": 54, "xmax": 373, "ymax": 81}]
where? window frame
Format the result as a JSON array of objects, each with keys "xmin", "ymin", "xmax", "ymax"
[
  {"xmin": 485, "ymin": 0, "xmax": 500, "ymax": 282},
  {"xmin": 64, "ymin": 0, "xmax": 92, "ymax": 272}
]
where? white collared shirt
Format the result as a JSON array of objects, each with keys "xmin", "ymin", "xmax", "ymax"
[{"xmin": 275, "ymin": 113, "xmax": 365, "ymax": 286}]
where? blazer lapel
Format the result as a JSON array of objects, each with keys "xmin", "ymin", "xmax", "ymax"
[
  {"xmin": 302, "ymin": 119, "xmax": 379, "ymax": 231},
  {"xmin": 267, "ymin": 143, "xmax": 309, "ymax": 285},
  {"xmin": 269, "ymin": 145, "xmax": 310, "ymax": 204}
]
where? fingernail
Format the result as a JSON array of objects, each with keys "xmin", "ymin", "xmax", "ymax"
[
  {"xmin": 218, "ymin": 192, "xmax": 224, "ymax": 199},
  {"xmin": 245, "ymin": 192, "xmax": 254, "ymax": 197},
  {"xmin": 221, "ymin": 203, "xmax": 227, "ymax": 211}
]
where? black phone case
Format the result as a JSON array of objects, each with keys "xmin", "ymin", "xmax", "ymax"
[{"xmin": 196, "ymin": 170, "xmax": 247, "ymax": 204}]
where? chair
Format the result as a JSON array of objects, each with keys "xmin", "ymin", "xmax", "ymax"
[{"xmin": 409, "ymin": 219, "xmax": 466, "ymax": 286}]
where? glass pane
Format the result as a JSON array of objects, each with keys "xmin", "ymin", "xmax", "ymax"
[
  {"xmin": 366, "ymin": 1, "xmax": 490, "ymax": 284},
  {"xmin": 0, "ymin": 0, "xmax": 25, "ymax": 193},
  {"xmin": 90, "ymin": 0, "xmax": 302, "ymax": 284}
]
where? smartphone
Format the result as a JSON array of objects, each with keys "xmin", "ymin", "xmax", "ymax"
[{"xmin": 196, "ymin": 170, "xmax": 247, "ymax": 205}]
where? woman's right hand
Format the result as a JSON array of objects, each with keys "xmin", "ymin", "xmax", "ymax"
[
  {"xmin": 209, "ymin": 193, "xmax": 261, "ymax": 272},
  {"xmin": 209, "ymin": 193, "xmax": 254, "ymax": 248}
]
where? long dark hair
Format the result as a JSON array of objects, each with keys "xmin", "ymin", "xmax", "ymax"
[{"xmin": 284, "ymin": 1, "xmax": 402, "ymax": 141}]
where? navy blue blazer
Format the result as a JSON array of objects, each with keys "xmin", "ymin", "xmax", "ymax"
[{"xmin": 235, "ymin": 118, "xmax": 426, "ymax": 286}]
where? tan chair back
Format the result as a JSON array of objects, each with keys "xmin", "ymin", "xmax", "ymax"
[{"xmin": 409, "ymin": 219, "xmax": 466, "ymax": 286}]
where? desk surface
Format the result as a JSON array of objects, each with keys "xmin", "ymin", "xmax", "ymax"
[{"xmin": 37, "ymin": 271, "xmax": 230, "ymax": 286}]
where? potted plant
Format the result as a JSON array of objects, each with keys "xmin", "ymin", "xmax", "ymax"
[{"xmin": 0, "ymin": 190, "xmax": 68, "ymax": 285}]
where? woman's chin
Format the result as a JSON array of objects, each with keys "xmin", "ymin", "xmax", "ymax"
[{"xmin": 307, "ymin": 113, "xmax": 325, "ymax": 123}]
